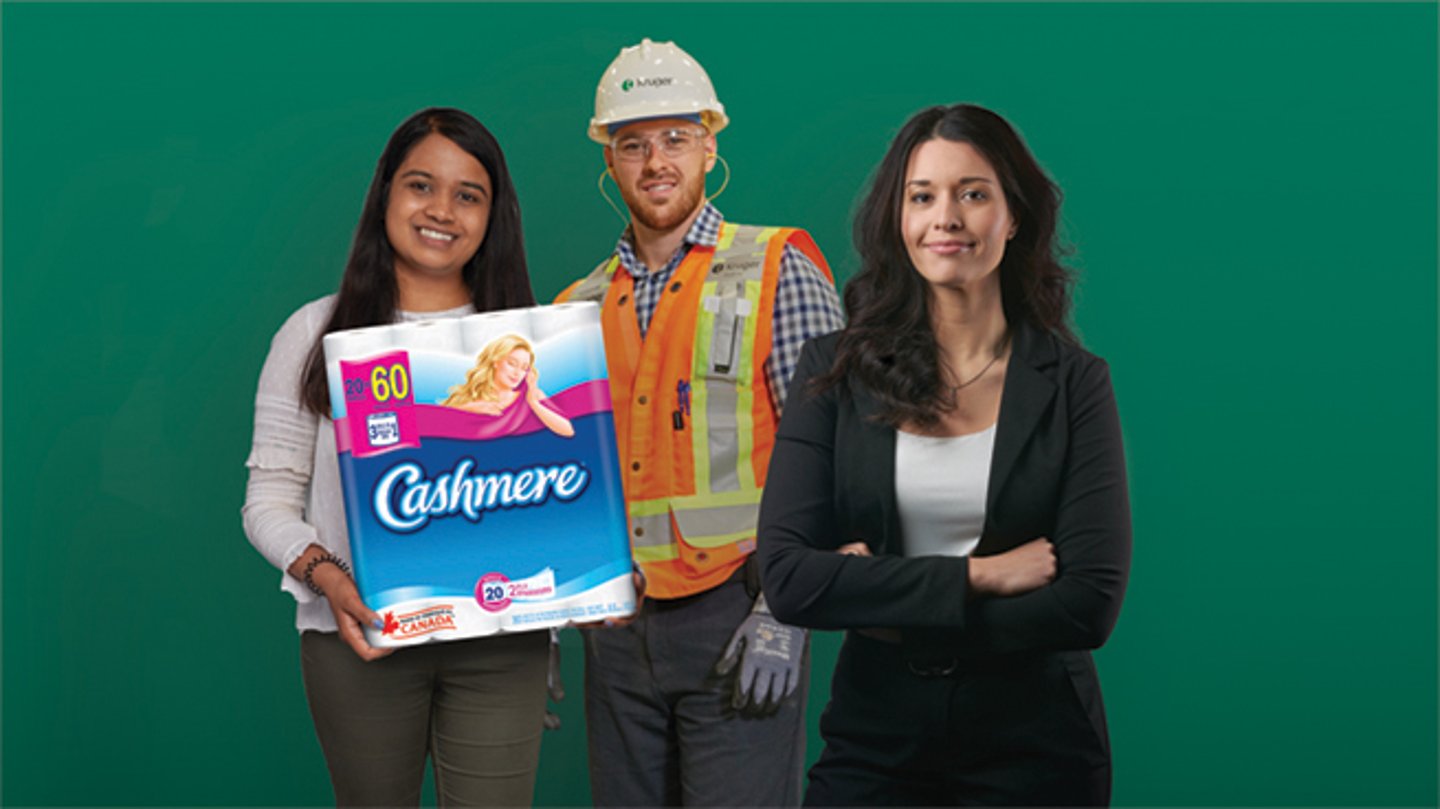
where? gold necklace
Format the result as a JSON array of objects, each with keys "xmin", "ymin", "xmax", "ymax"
[{"xmin": 946, "ymin": 331, "xmax": 1011, "ymax": 396}]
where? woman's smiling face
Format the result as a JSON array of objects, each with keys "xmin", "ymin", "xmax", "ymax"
[
  {"xmin": 900, "ymin": 138, "xmax": 1016, "ymax": 294},
  {"xmin": 385, "ymin": 133, "xmax": 493, "ymax": 284}
]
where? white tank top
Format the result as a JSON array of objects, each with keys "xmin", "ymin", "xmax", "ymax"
[{"xmin": 895, "ymin": 424, "xmax": 996, "ymax": 558}]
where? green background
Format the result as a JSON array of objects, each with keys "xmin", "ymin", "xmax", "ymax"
[{"xmin": 3, "ymin": 2, "xmax": 1436, "ymax": 806}]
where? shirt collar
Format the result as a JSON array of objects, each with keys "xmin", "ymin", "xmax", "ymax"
[
  {"xmin": 615, "ymin": 202, "xmax": 724, "ymax": 277},
  {"xmin": 397, "ymin": 302, "xmax": 475, "ymax": 321}
]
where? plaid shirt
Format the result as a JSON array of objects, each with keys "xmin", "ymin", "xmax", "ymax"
[{"xmin": 613, "ymin": 203, "xmax": 844, "ymax": 413}]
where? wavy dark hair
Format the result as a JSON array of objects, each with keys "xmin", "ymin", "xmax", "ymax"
[
  {"xmin": 300, "ymin": 107, "xmax": 536, "ymax": 415},
  {"xmin": 817, "ymin": 103, "xmax": 1076, "ymax": 428}
]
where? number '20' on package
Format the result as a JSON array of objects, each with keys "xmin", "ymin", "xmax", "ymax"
[{"xmin": 323, "ymin": 302, "xmax": 635, "ymax": 647}]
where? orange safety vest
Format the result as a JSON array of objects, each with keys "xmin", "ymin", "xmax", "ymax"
[{"xmin": 557, "ymin": 222, "xmax": 834, "ymax": 599}]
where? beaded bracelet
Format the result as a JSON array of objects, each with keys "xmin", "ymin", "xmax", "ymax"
[{"xmin": 301, "ymin": 551, "xmax": 351, "ymax": 596}]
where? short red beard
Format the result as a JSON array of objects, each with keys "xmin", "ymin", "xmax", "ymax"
[{"xmin": 620, "ymin": 170, "xmax": 706, "ymax": 233}]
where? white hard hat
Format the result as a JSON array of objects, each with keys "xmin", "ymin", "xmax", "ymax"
[{"xmin": 589, "ymin": 38, "xmax": 729, "ymax": 144}]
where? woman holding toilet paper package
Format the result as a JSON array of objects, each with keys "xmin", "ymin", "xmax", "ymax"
[
  {"xmin": 242, "ymin": 108, "xmax": 548, "ymax": 807},
  {"xmin": 757, "ymin": 104, "xmax": 1131, "ymax": 806}
]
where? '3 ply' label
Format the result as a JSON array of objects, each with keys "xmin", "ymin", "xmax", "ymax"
[{"xmin": 340, "ymin": 351, "xmax": 420, "ymax": 457}]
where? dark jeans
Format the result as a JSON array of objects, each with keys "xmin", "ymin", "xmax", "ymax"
[
  {"xmin": 583, "ymin": 579, "xmax": 809, "ymax": 806},
  {"xmin": 806, "ymin": 632, "xmax": 1111, "ymax": 807},
  {"xmin": 300, "ymin": 629, "xmax": 548, "ymax": 807}
]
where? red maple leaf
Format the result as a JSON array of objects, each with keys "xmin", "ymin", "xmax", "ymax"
[{"xmin": 381, "ymin": 611, "xmax": 400, "ymax": 636}]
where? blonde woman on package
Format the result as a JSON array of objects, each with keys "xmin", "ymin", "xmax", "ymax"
[{"xmin": 442, "ymin": 333, "xmax": 575, "ymax": 437}]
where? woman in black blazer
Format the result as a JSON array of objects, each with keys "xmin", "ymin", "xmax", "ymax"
[{"xmin": 758, "ymin": 104, "xmax": 1131, "ymax": 806}]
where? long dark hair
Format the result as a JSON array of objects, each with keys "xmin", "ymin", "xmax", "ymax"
[
  {"xmin": 300, "ymin": 107, "xmax": 536, "ymax": 415},
  {"xmin": 818, "ymin": 103, "xmax": 1076, "ymax": 428}
]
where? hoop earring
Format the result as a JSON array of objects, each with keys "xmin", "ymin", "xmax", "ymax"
[
  {"xmin": 706, "ymin": 154, "xmax": 731, "ymax": 203},
  {"xmin": 597, "ymin": 168, "xmax": 629, "ymax": 226}
]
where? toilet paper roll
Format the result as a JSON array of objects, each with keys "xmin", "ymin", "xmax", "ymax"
[
  {"xmin": 323, "ymin": 324, "xmax": 396, "ymax": 365},
  {"xmin": 530, "ymin": 303, "xmax": 608, "ymax": 388},
  {"xmin": 323, "ymin": 326, "xmax": 395, "ymax": 420},
  {"xmin": 459, "ymin": 309, "xmax": 534, "ymax": 358},
  {"xmin": 390, "ymin": 319, "xmax": 469, "ymax": 406},
  {"xmin": 390, "ymin": 319, "xmax": 464, "ymax": 356},
  {"xmin": 529, "ymin": 302, "xmax": 602, "ymax": 344}
]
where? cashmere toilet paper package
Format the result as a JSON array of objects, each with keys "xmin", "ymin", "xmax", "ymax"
[{"xmin": 324, "ymin": 302, "xmax": 635, "ymax": 647}]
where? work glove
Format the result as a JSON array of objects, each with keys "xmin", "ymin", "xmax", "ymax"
[
  {"xmin": 544, "ymin": 627, "xmax": 563, "ymax": 730},
  {"xmin": 714, "ymin": 594, "xmax": 806, "ymax": 715}
]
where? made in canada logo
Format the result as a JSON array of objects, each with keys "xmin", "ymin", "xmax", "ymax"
[{"xmin": 380, "ymin": 604, "xmax": 458, "ymax": 639}]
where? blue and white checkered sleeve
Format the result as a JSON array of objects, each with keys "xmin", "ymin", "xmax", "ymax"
[{"xmin": 765, "ymin": 244, "xmax": 845, "ymax": 413}]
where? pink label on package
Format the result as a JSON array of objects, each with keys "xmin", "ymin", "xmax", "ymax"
[
  {"xmin": 476, "ymin": 572, "xmax": 512, "ymax": 613},
  {"xmin": 339, "ymin": 351, "xmax": 421, "ymax": 458}
]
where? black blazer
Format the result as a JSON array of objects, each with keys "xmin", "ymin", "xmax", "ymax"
[{"xmin": 758, "ymin": 323, "xmax": 1131, "ymax": 662}]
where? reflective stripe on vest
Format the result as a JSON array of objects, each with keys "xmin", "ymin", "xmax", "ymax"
[
  {"xmin": 557, "ymin": 221, "xmax": 833, "ymax": 597},
  {"xmin": 692, "ymin": 224, "xmax": 770, "ymax": 507},
  {"xmin": 564, "ymin": 256, "xmax": 619, "ymax": 305}
]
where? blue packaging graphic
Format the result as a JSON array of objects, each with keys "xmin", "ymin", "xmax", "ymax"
[{"xmin": 323, "ymin": 303, "xmax": 635, "ymax": 646}]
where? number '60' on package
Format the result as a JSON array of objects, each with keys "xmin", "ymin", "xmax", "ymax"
[{"xmin": 323, "ymin": 302, "xmax": 635, "ymax": 647}]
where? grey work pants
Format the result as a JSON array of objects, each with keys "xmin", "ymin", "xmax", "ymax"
[
  {"xmin": 300, "ymin": 629, "xmax": 548, "ymax": 808},
  {"xmin": 583, "ymin": 578, "xmax": 809, "ymax": 807}
]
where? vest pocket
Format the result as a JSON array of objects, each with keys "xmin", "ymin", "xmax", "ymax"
[
  {"xmin": 700, "ymin": 294, "xmax": 752, "ymax": 383},
  {"xmin": 673, "ymin": 528, "xmax": 747, "ymax": 576},
  {"xmin": 669, "ymin": 494, "xmax": 758, "ymax": 576}
]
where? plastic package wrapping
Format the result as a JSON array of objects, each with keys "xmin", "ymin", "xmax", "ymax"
[{"xmin": 323, "ymin": 302, "xmax": 635, "ymax": 646}]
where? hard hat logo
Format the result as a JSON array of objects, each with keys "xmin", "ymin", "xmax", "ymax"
[
  {"xmin": 621, "ymin": 77, "xmax": 675, "ymax": 93},
  {"xmin": 589, "ymin": 38, "xmax": 728, "ymax": 144}
]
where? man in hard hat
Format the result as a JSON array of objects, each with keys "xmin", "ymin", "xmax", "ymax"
[{"xmin": 555, "ymin": 38, "xmax": 844, "ymax": 807}]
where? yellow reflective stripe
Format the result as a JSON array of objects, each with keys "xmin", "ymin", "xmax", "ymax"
[
  {"xmin": 568, "ymin": 256, "xmax": 621, "ymax": 303},
  {"xmin": 733, "ymin": 278, "xmax": 763, "ymax": 491},
  {"xmin": 690, "ymin": 278, "xmax": 719, "ymax": 492},
  {"xmin": 633, "ymin": 544, "xmax": 678, "ymax": 563},
  {"xmin": 716, "ymin": 222, "xmax": 740, "ymax": 252},
  {"xmin": 632, "ymin": 491, "xmax": 767, "ymax": 557},
  {"xmin": 672, "ymin": 487, "xmax": 764, "ymax": 510},
  {"xmin": 753, "ymin": 226, "xmax": 780, "ymax": 244},
  {"xmin": 628, "ymin": 497, "xmax": 670, "ymax": 517},
  {"xmin": 684, "ymin": 528, "xmax": 754, "ymax": 549}
]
